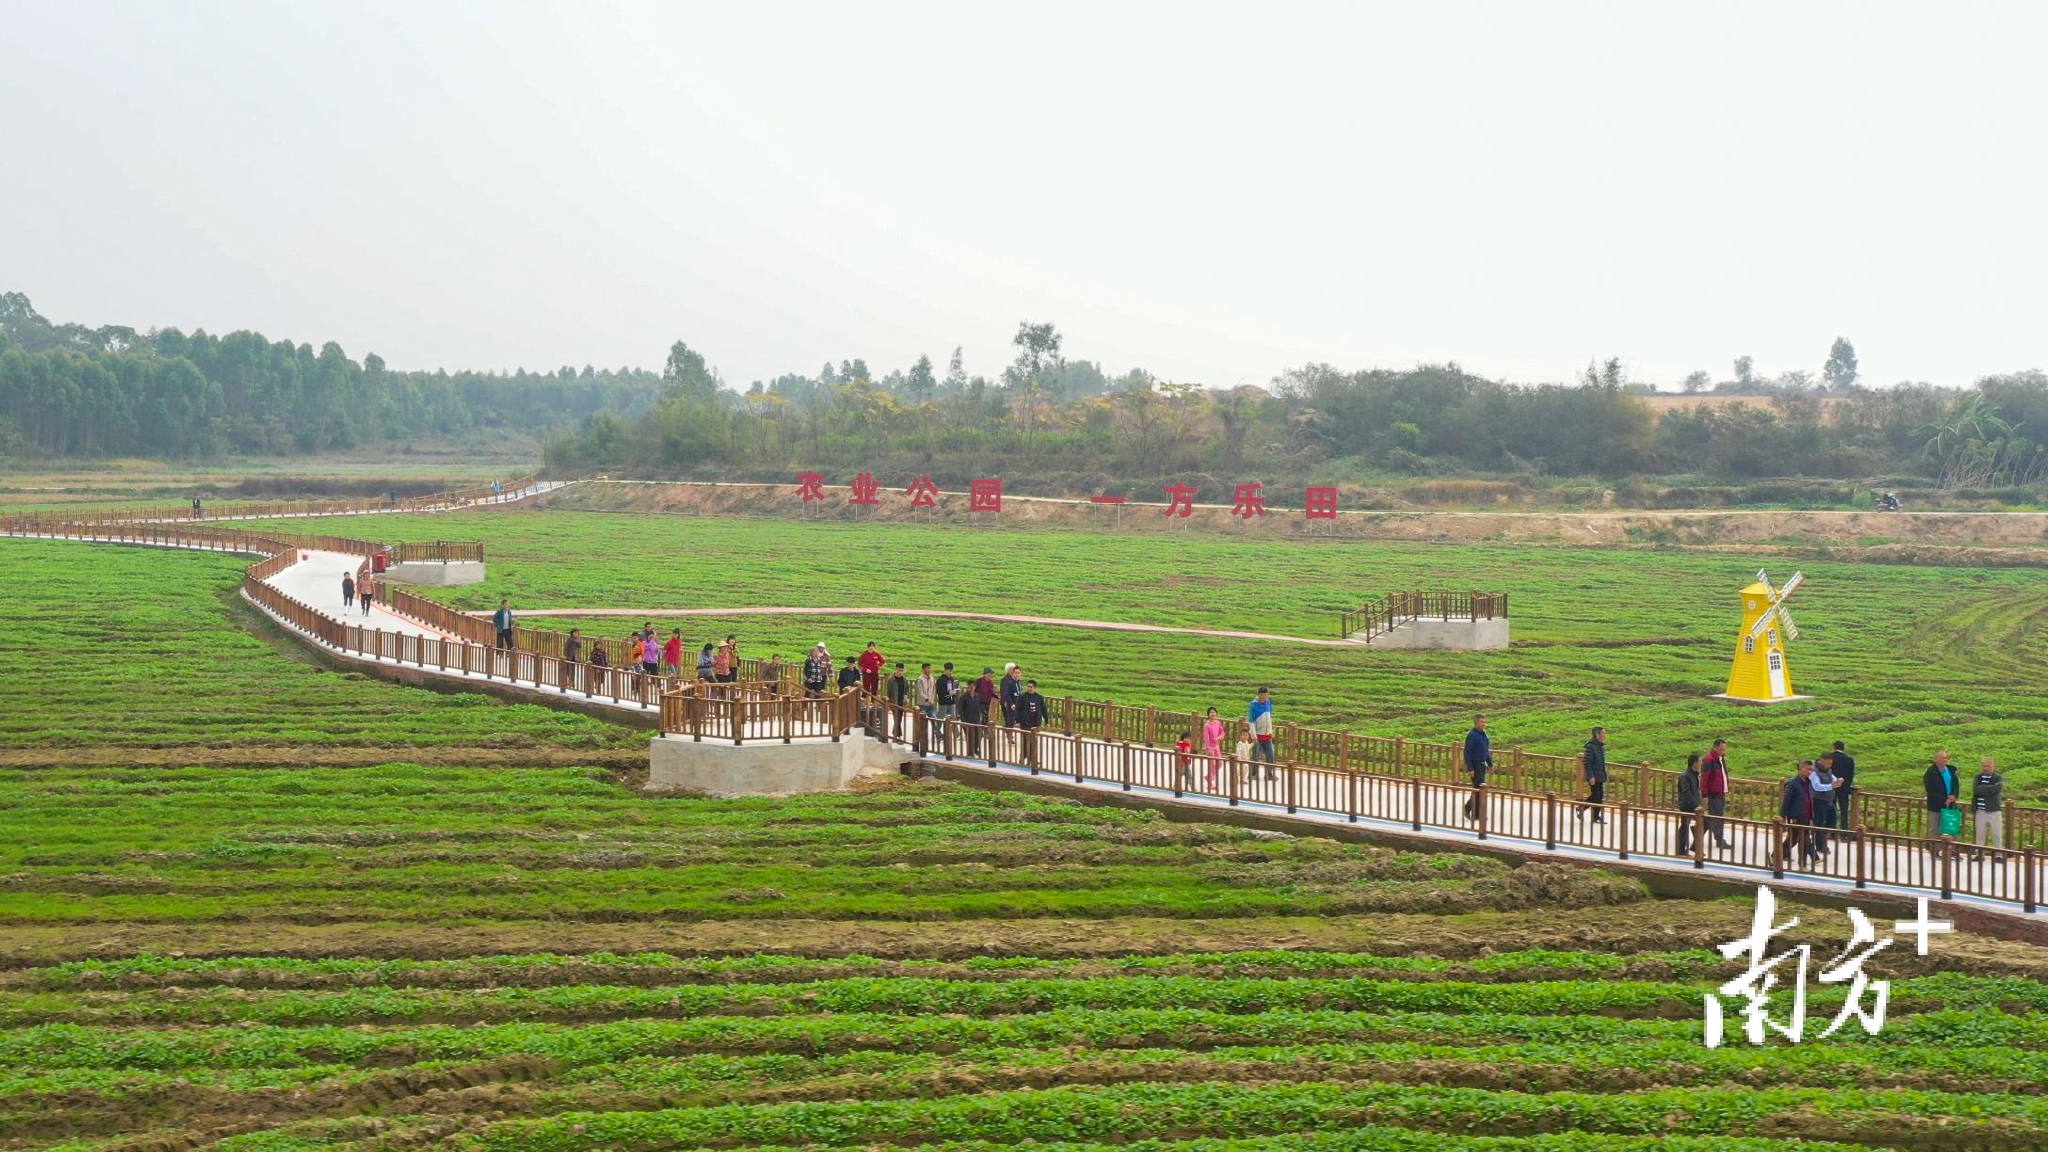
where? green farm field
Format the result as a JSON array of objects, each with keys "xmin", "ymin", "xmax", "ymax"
[
  {"xmin": 319, "ymin": 508, "xmax": 2048, "ymax": 804},
  {"xmin": 9, "ymin": 512, "xmax": 2048, "ymax": 1149},
  {"xmin": 8, "ymin": 759, "xmax": 2048, "ymax": 1151}
]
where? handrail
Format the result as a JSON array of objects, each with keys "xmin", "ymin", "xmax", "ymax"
[
  {"xmin": 1340, "ymin": 590, "xmax": 1508, "ymax": 640},
  {"xmin": 411, "ymin": 599, "xmax": 2037, "ymax": 853},
  {"xmin": 882, "ymin": 703, "xmax": 2038, "ymax": 912}
]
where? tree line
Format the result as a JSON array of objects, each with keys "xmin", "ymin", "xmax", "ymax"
[
  {"xmin": 548, "ymin": 323, "xmax": 2048, "ymax": 495},
  {"xmin": 0, "ymin": 293, "xmax": 664, "ymax": 458}
]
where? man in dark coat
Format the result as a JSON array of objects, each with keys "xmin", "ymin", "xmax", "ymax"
[
  {"xmin": 1676, "ymin": 754, "xmax": 1703, "ymax": 855},
  {"xmin": 1924, "ymin": 749, "xmax": 1959, "ymax": 837},
  {"xmin": 1462, "ymin": 714, "xmax": 1492, "ymax": 822},
  {"xmin": 1779, "ymin": 759, "xmax": 1817, "ymax": 865},
  {"xmin": 1828, "ymin": 740, "xmax": 1856, "ymax": 828},
  {"xmin": 1016, "ymin": 679, "xmax": 1048, "ymax": 767},
  {"xmin": 1577, "ymin": 726, "xmax": 1608, "ymax": 824}
]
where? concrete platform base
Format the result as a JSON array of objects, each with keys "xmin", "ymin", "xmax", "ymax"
[
  {"xmin": 1710, "ymin": 693, "xmax": 1813, "ymax": 705},
  {"xmin": 646, "ymin": 730, "xmax": 908, "ymax": 796},
  {"xmin": 385, "ymin": 560, "xmax": 485, "ymax": 586},
  {"xmin": 1364, "ymin": 617, "xmax": 1510, "ymax": 650}
]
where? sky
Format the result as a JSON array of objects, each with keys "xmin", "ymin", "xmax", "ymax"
[{"xmin": 3, "ymin": 1, "xmax": 2044, "ymax": 391}]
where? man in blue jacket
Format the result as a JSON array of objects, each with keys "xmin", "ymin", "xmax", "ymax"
[
  {"xmin": 1779, "ymin": 759, "xmax": 1817, "ymax": 866},
  {"xmin": 1463, "ymin": 714, "xmax": 1492, "ymax": 822},
  {"xmin": 492, "ymin": 599, "xmax": 515, "ymax": 650},
  {"xmin": 1576, "ymin": 726, "xmax": 1608, "ymax": 824}
]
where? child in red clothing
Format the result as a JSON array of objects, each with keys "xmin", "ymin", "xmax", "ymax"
[{"xmin": 1176, "ymin": 734, "xmax": 1195, "ymax": 790}]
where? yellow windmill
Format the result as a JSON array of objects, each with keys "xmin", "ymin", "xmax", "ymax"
[{"xmin": 1718, "ymin": 569, "xmax": 1806, "ymax": 703}]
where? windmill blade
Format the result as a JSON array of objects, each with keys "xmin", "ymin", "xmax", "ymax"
[
  {"xmin": 1755, "ymin": 569, "xmax": 1778, "ymax": 602},
  {"xmin": 1777, "ymin": 606, "xmax": 1799, "ymax": 642},
  {"xmin": 1776, "ymin": 572, "xmax": 1804, "ymax": 602},
  {"xmin": 1748, "ymin": 612, "xmax": 1775, "ymax": 640}
]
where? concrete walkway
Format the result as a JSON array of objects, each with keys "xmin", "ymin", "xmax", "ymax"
[{"xmin": 495, "ymin": 605, "xmax": 1370, "ymax": 647}]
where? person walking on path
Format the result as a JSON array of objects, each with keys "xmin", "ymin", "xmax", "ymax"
[
  {"xmin": 1779, "ymin": 759, "xmax": 1818, "ymax": 866},
  {"xmin": 1809, "ymin": 756, "xmax": 1838, "ymax": 856},
  {"xmin": 563, "ymin": 627, "xmax": 583, "ymax": 665},
  {"xmin": 640, "ymin": 632, "xmax": 660, "ymax": 676},
  {"xmin": 1247, "ymin": 689, "xmax": 1278, "ymax": 781},
  {"xmin": 936, "ymin": 663, "xmax": 958, "ymax": 732},
  {"xmin": 999, "ymin": 664, "xmax": 1023, "ymax": 727},
  {"xmin": 589, "ymin": 639, "xmax": 609, "ymax": 670},
  {"xmin": 1016, "ymin": 679, "xmax": 1047, "ymax": 767},
  {"xmin": 915, "ymin": 663, "xmax": 938, "ymax": 723},
  {"xmin": 761, "ymin": 654, "xmax": 785, "ymax": 695},
  {"xmin": 492, "ymin": 599, "xmax": 515, "ymax": 650},
  {"xmin": 858, "ymin": 642, "xmax": 887, "ymax": 695},
  {"xmin": 359, "ymin": 580, "xmax": 375, "ymax": 617},
  {"xmin": 1973, "ymin": 758, "xmax": 2006, "ymax": 858},
  {"xmin": 1176, "ymin": 733, "xmax": 1196, "ymax": 790},
  {"xmin": 1828, "ymin": 741, "xmax": 1857, "ymax": 829},
  {"xmin": 961, "ymin": 667, "xmax": 993, "ymax": 757},
  {"xmin": 1700, "ymin": 739, "xmax": 1733, "ymax": 850},
  {"xmin": 662, "ymin": 630, "xmax": 684, "ymax": 678},
  {"xmin": 716, "ymin": 635, "xmax": 739, "ymax": 684},
  {"xmin": 837, "ymin": 655, "xmax": 862, "ymax": 692},
  {"xmin": 1925, "ymin": 749, "xmax": 1960, "ymax": 840},
  {"xmin": 342, "ymin": 572, "xmax": 355, "ymax": 608},
  {"xmin": 1677, "ymin": 754, "xmax": 1703, "ymax": 855},
  {"xmin": 1202, "ymin": 707, "xmax": 1227, "ymax": 789},
  {"xmin": 886, "ymin": 662, "xmax": 911, "ymax": 742},
  {"xmin": 803, "ymin": 644, "xmax": 832, "ymax": 698},
  {"xmin": 1577, "ymin": 726, "xmax": 1608, "ymax": 824},
  {"xmin": 1462, "ymin": 714, "xmax": 1492, "ymax": 821},
  {"xmin": 696, "ymin": 643, "xmax": 716, "ymax": 682}
]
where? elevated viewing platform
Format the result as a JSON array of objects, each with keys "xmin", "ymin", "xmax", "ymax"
[{"xmin": 1342, "ymin": 590, "xmax": 1510, "ymax": 648}]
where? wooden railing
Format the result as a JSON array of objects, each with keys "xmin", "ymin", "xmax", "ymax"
[
  {"xmin": 0, "ymin": 473, "xmax": 545, "ymax": 530},
  {"xmin": 657, "ymin": 682, "xmax": 862, "ymax": 743},
  {"xmin": 390, "ymin": 540, "xmax": 486, "ymax": 563},
  {"xmin": 877, "ymin": 704, "xmax": 2041, "ymax": 912},
  {"xmin": 1340, "ymin": 590, "xmax": 1508, "ymax": 640}
]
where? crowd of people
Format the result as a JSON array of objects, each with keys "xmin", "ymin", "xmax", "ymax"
[{"xmin": 372, "ymin": 594, "xmax": 2020, "ymax": 854}]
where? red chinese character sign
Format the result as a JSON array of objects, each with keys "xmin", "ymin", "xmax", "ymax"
[
  {"xmin": 1304, "ymin": 487, "xmax": 1339, "ymax": 520},
  {"xmin": 1231, "ymin": 482, "xmax": 1267, "ymax": 519},
  {"xmin": 970, "ymin": 478, "xmax": 1003, "ymax": 521},
  {"xmin": 848, "ymin": 471, "xmax": 881, "ymax": 506},
  {"xmin": 906, "ymin": 475, "xmax": 940, "ymax": 509},
  {"xmin": 796, "ymin": 471, "xmax": 825, "ymax": 519},
  {"xmin": 1163, "ymin": 482, "xmax": 1198, "ymax": 518}
]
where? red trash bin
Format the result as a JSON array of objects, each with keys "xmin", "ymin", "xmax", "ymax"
[{"xmin": 371, "ymin": 553, "xmax": 388, "ymax": 573}]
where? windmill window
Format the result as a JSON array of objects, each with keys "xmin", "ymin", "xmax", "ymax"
[
  {"xmin": 1768, "ymin": 629, "xmax": 1778, "ymax": 646},
  {"xmin": 1743, "ymin": 636, "xmax": 1755, "ymax": 654},
  {"xmin": 1768, "ymin": 652, "xmax": 1783, "ymax": 672}
]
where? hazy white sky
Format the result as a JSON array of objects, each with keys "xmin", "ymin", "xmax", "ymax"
[{"xmin": 4, "ymin": 1, "xmax": 2043, "ymax": 390}]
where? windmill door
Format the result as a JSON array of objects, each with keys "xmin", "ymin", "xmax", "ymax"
[{"xmin": 1767, "ymin": 651, "xmax": 1786, "ymax": 697}]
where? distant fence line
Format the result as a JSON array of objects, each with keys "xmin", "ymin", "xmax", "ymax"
[
  {"xmin": 1339, "ymin": 589, "xmax": 1508, "ymax": 641},
  {"xmin": 1, "ymin": 473, "xmax": 542, "ymax": 530}
]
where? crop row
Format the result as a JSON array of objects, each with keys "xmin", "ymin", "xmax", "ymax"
[
  {"xmin": 8, "ymin": 1007, "xmax": 2044, "ymax": 1072},
  {"xmin": 19, "ymin": 947, "xmax": 1728, "ymax": 990},
  {"xmin": 10, "ymin": 971, "xmax": 2044, "ymax": 1029},
  {"xmin": 458, "ymin": 1082, "xmax": 2048, "ymax": 1150}
]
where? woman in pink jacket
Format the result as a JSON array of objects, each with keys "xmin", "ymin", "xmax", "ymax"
[{"xmin": 1202, "ymin": 707, "xmax": 1227, "ymax": 789}]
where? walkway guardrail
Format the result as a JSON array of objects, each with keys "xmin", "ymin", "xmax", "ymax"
[{"xmin": 1340, "ymin": 589, "xmax": 1508, "ymax": 641}]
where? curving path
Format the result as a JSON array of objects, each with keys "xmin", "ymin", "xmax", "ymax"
[
  {"xmin": 7, "ymin": 501, "xmax": 2045, "ymax": 925},
  {"xmin": 492, "ymin": 606, "xmax": 1368, "ymax": 647}
]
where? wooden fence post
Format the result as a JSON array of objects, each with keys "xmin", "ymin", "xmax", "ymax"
[
  {"xmin": 1771, "ymin": 819, "xmax": 1785, "ymax": 879},
  {"xmin": 2025, "ymin": 847, "xmax": 2038, "ymax": 914},
  {"xmin": 1285, "ymin": 765, "xmax": 1296, "ymax": 814},
  {"xmin": 1941, "ymin": 838, "xmax": 1954, "ymax": 900},
  {"xmin": 1410, "ymin": 776, "xmax": 1422, "ymax": 831},
  {"xmin": 1347, "ymin": 772, "xmax": 1359, "ymax": 824},
  {"xmin": 1544, "ymin": 792, "xmax": 1556, "ymax": 851},
  {"xmin": 1475, "ymin": 784, "xmax": 1488, "ymax": 840},
  {"xmin": 1121, "ymin": 742, "xmax": 1132, "ymax": 792},
  {"xmin": 1617, "ymin": 803, "xmax": 1631, "ymax": 859},
  {"xmin": 1854, "ymin": 827, "xmax": 1867, "ymax": 889},
  {"xmin": 1692, "ymin": 810, "xmax": 1706, "ymax": 870}
]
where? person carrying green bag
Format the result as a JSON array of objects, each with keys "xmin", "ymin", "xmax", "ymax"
[{"xmin": 1924, "ymin": 750, "xmax": 1960, "ymax": 840}]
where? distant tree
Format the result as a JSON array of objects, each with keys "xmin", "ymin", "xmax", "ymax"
[
  {"xmin": 1681, "ymin": 370, "xmax": 1711, "ymax": 394},
  {"xmin": 662, "ymin": 340, "xmax": 718, "ymax": 402},
  {"xmin": 1006, "ymin": 322, "xmax": 1063, "ymax": 391},
  {"xmin": 945, "ymin": 346, "xmax": 966, "ymax": 391},
  {"xmin": 906, "ymin": 354, "xmax": 936, "ymax": 404},
  {"xmin": 1823, "ymin": 337, "xmax": 1859, "ymax": 392},
  {"xmin": 1580, "ymin": 357, "xmax": 1625, "ymax": 389},
  {"xmin": 1733, "ymin": 356, "xmax": 1756, "ymax": 389}
]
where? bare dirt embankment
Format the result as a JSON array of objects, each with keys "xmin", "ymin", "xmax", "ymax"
[{"xmin": 540, "ymin": 481, "xmax": 2048, "ymax": 564}]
